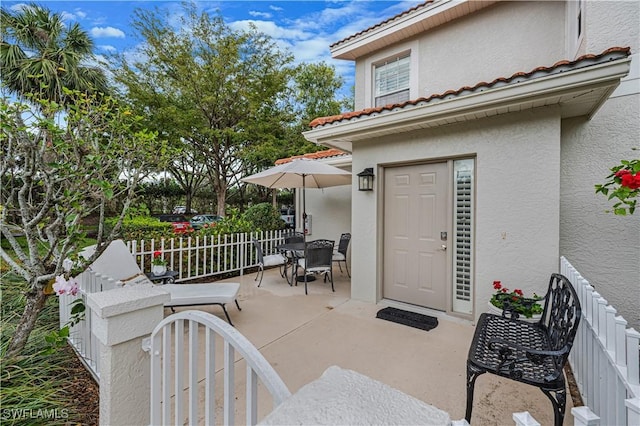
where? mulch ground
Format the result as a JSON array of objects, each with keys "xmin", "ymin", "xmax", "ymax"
[{"xmin": 63, "ymin": 345, "xmax": 99, "ymax": 425}]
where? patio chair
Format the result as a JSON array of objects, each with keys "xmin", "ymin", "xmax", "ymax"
[
  {"xmin": 283, "ymin": 231, "xmax": 305, "ymax": 244},
  {"xmin": 465, "ymin": 273, "xmax": 581, "ymax": 426},
  {"xmin": 296, "ymin": 239, "xmax": 335, "ymax": 295},
  {"xmin": 252, "ymin": 238, "xmax": 287, "ymax": 287},
  {"xmin": 281, "ymin": 231, "xmax": 306, "ymax": 272},
  {"xmin": 332, "ymin": 233, "xmax": 351, "ymax": 277}
]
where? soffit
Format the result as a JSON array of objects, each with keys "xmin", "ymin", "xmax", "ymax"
[
  {"xmin": 303, "ymin": 49, "xmax": 631, "ymax": 153},
  {"xmin": 331, "ymin": 0, "xmax": 498, "ymax": 60}
]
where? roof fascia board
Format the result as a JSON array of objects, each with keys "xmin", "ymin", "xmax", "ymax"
[
  {"xmin": 304, "ymin": 58, "xmax": 631, "ymax": 145},
  {"xmin": 331, "ymin": 0, "xmax": 494, "ymax": 60},
  {"xmin": 331, "ymin": 0, "xmax": 457, "ymax": 59}
]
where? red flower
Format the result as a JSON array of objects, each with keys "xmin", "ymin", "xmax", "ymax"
[
  {"xmin": 153, "ymin": 250, "xmax": 162, "ymax": 258},
  {"xmin": 501, "ymin": 288, "xmax": 508, "ymax": 293},
  {"xmin": 514, "ymin": 289, "xmax": 523, "ymax": 296},
  {"xmin": 620, "ymin": 172, "xmax": 640, "ymax": 190},
  {"xmin": 493, "ymin": 281, "xmax": 502, "ymax": 290},
  {"xmin": 615, "ymin": 169, "xmax": 631, "ymax": 177}
]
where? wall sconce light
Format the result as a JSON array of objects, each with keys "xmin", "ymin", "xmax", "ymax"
[{"xmin": 357, "ymin": 168, "xmax": 374, "ymax": 191}]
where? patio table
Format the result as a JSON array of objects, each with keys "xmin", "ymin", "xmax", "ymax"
[
  {"xmin": 276, "ymin": 242, "xmax": 316, "ymax": 284},
  {"xmin": 259, "ymin": 365, "xmax": 450, "ymax": 425}
]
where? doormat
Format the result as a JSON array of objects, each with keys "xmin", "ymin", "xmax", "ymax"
[{"xmin": 376, "ymin": 307, "xmax": 438, "ymax": 331}]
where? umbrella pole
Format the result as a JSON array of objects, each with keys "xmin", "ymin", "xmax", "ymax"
[{"xmin": 302, "ymin": 174, "xmax": 307, "ymax": 244}]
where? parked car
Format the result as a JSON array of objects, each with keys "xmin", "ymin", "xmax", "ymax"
[
  {"xmin": 190, "ymin": 214, "xmax": 222, "ymax": 230},
  {"xmin": 158, "ymin": 214, "xmax": 192, "ymax": 234},
  {"xmin": 172, "ymin": 206, "xmax": 197, "ymax": 214}
]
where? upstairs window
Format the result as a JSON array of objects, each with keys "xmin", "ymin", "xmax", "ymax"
[
  {"xmin": 566, "ymin": 0, "xmax": 585, "ymax": 57},
  {"xmin": 374, "ymin": 54, "xmax": 410, "ymax": 107}
]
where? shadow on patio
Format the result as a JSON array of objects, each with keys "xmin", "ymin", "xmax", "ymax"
[{"xmin": 169, "ymin": 266, "xmax": 574, "ymax": 425}]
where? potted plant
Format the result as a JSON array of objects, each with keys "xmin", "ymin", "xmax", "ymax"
[
  {"xmin": 488, "ymin": 280, "xmax": 543, "ymax": 322},
  {"xmin": 151, "ymin": 250, "xmax": 167, "ymax": 276}
]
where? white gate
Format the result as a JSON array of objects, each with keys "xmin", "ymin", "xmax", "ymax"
[{"xmin": 147, "ymin": 310, "xmax": 291, "ymax": 425}]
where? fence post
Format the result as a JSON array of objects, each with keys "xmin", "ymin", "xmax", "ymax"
[
  {"xmin": 512, "ymin": 411, "xmax": 540, "ymax": 426},
  {"xmin": 626, "ymin": 398, "xmax": 640, "ymax": 426},
  {"xmin": 571, "ymin": 406, "xmax": 600, "ymax": 426},
  {"xmin": 85, "ymin": 285, "xmax": 170, "ymax": 426}
]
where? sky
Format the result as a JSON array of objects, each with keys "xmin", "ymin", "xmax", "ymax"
[{"xmin": 4, "ymin": 0, "xmax": 425, "ymax": 98}]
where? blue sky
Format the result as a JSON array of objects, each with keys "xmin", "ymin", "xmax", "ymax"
[{"xmin": 5, "ymin": 1, "xmax": 424, "ymax": 96}]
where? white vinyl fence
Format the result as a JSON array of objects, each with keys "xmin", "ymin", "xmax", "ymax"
[
  {"xmin": 147, "ymin": 310, "xmax": 291, "ymax": 425},
  {"xmin": 58, "ymin": 269, "xmax": 121, "ymax": 381},
  {"xmin": 127, "ymin": 230, "xmax": 285, "ymax": 282},
  {"xmin": 562, "ymin": 257, "xmax": 640, "ymax": 425},
  {"xmin": 59, "ymin": 230, "xmax": 287, "ymax": 381}
]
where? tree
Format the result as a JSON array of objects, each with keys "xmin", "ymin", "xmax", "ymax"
[
  {"xmin": 113, "ymin": 3, "xmax": 300, "ymax": 217},
  {"xmin": 0, "ymin": 3, "xmax": 108, "ymax": 105},
  {"xmin": 293, "ymin": 62, "xmax": 345, "ymax": 126},
  {"xmin": 0, "ymin": 91, "xmax": 168, "ymax": 357}
]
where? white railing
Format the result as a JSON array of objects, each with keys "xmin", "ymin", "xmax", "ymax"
[
  {"xmin": 562, "ymin": 256, "xmax": 640, "ymax": 425},
  {"xmin": 59, "ymin": 230, "xmax": 287, "ymax": 382},
  {"xmin": 127, "ymin": 230, "xmax": 285, "ymax": 282},
  {"xmin": 59, "ymin": 268, "xmax": 122, "ymax": 381},
  {"xmin": 147, "ymin": 310, "xmax": 291, "ymax": 425}
]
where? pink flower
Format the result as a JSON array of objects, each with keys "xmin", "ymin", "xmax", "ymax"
[{"xmin": 53, "ymin": 275, "xmax": 79, "ymax": 296}]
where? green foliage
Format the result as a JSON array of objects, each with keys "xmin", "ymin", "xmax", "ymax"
[
  {"xmin": 1, "ymin": 89, "xmax": 169, "ymax": 356},
  {"xmin": 1, "ymin": 273, "xmax": 91, "ymax": 424},
  {"xmin": 106, "ymin": 215, "xmax": 174, "ymax": 241},
  {"xmin": 112, "ymin": 3, "xmax": 297, "ymax": 217},
  {"xmin": 42, "ymin": 299, "xmax": 85, "ymax": 355},
  {"xmin": 0, "ymin": 3, "xmax": 109, "ymax": 106},
  {"xmin": 242, "ymin": 203, "xmax": 285, "ymax": 231},
  {"xmin": 197, "ymin": 208, "xmax": 254, "ymax": 236},
  {"xmin": 595, "ymin": 151, "xmax": 640, "ymax": 215}
]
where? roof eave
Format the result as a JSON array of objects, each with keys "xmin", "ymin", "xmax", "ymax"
[
  {"xmin": 303, "ymin": 58, "xmax": 631, "ymax": 152},
  {"xmin": 331, "ymin": 0, "xmax": 498, "ymax": 61}
]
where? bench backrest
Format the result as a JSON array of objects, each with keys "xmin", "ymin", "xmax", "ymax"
[{"xmin": 540, "ymin": 273, "xmax": 582, "ymax": 362}]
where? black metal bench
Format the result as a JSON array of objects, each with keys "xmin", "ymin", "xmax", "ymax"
[{"xmin": 465, "ymin": 273, "xmax": 581, "ymax": 426}]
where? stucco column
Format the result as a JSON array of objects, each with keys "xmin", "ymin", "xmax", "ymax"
[{"xmin": 86, "ymin": 285, "xmax": 170, "ymax": 426}]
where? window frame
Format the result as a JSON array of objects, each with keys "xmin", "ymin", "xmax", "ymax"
[
  {"xmin": 373, "ymin": 53, "xmax": 411, "ymax": 107},
  {"xmin": 363, "ymin": 41, "xmax": 418, "ymax": 109},
  {"xmin": 566, "ymin": 0, "xmax": 585, "ymax": 58}
]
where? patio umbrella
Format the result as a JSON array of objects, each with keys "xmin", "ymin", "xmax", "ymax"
[{"xmin": 242, "ymin": 158, "xmax": 352, "ymax": 239}]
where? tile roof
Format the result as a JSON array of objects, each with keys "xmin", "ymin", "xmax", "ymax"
[
  {"xmin": 309, "ymin": 47, "xmax": 631, "ymax": 129},
  {"xmin": 275, "ymin": 148, "xmax": 349, "ymax": 165},
  {"xmin": 330, "ymin": 1, "xmax": 435, "ymax": 49}
]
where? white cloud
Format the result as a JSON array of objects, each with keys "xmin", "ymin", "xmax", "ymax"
[
  {"xmin": 249, "ymin": 11, "xmax": 271, "ymax": 19},
  {"xmin": 74, "ymin": 9, "xmax": 87, "ymax": 19},
  {"xmin": 98, "ymin": 45, "xmax": 117, "ymax": 53},
  {"xmin": 9, "ymin": 3, "xmax": 28, "ymax": 12},
  {"xmin": 230, "ymin": 20, "xmax": 311, "ymax": 41},
  {"xmin": 90, "ymin": 26, "xmax": 125, "ymax": 39},
  {"xmin": 269, "ymin": 5, "xmax": 283, "ymax": 12}
]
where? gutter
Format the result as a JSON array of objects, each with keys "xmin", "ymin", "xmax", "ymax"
[{"xmin": 304, "ymin": 57, "xmax": 631, "ymax": 148}]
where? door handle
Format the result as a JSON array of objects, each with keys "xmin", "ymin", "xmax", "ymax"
[{"xmin": 440, "ymin": 244, "xmax": 447, "ymax": 251}]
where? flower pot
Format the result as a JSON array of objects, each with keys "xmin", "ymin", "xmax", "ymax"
[
  {"xmin": 152, "ymin": 265, "xmax": 167, "ymax": 276},
  {"xmin": 487, "ymin": 301, "xmax": 541, "ymax": 323}
]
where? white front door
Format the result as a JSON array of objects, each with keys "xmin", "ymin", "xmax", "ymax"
[{"xmin": 383, "ymin": 162, "xmax": 449, "ymax": 310}]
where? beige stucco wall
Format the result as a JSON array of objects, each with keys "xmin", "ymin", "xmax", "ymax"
[
  {"xmin": 338, "ymin": 0, "xmax": 638, "ymax": 325},
  {"xmin": 354, "ymin": 1, "xmax": 566, "ymax": 110},
  {"xmin": 297, "ymin": 178, "xmax": 352, "ymax": 244},
  {"xmin": 350, "ymin": 109, "xmax": 561, "ymax": 322},
  {"xmin": 559, "ymin": 0, "xmax": 640, "ymax": 330}
]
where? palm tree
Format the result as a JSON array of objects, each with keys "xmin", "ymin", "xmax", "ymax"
[{"xmin": 0, "ymin": 3, "xmax": 108, "ymax": 105}]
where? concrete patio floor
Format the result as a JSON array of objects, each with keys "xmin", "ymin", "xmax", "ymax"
[{"xmin": 170, "ymin": 266, "xmax": 574, "ymax": 425}]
